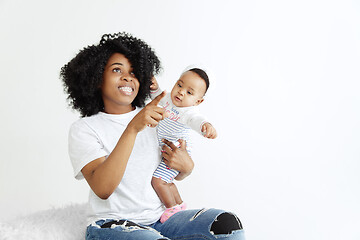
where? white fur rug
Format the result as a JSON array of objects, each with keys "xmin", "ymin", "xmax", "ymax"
[{"xmin": 0, "ymin": 203, "xmax": 88, "ymax": 240}]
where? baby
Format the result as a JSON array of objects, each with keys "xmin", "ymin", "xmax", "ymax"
[{"xmin": 150, "ymin": 67, "xmax": 217, "ymax": 223}]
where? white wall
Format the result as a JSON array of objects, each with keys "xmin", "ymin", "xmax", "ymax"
[{"xmin": 1, "ymin": 0, "xmax": 359, "ymax": 239}]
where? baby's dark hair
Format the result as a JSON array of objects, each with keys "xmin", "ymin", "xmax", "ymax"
[
  {"xmin": 188, "ymin": 68, "xmax": 210, "ymax": 94},
  {"xmin": 60, "ymin": 32, "xmax": 161, "ymax": 117}
]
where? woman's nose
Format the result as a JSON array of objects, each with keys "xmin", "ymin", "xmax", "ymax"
[{"xmin": 122, "ymin": 74, "xmax": 133, "ymax": 82}]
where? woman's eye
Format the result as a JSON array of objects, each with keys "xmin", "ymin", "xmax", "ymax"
[
  {"xmin": 178, "ymin": 84, "xmax": 182, "ymax": 87},
  {"xmin": 187, "ymin": 91, "xmax": 193, "ymax": 95},
  {"xmin": 112, "ymin": 68, "xmax": 121, "ymax": 73}
]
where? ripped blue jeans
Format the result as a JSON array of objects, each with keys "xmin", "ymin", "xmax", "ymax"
[{"xmin": 86, "ymin": 208, "xmax": 245, "ymax": 240}]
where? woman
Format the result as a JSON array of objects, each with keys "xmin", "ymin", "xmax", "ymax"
[{"xmin": 60, "ymin": 32, "xmax": 245, "ymax": 240}]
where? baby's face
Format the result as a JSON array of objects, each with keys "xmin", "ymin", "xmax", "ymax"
[{"xmin": 170, "ymin": 71, "xmax": 206, "ymax": 107}]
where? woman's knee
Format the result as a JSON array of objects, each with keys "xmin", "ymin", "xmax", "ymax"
[
  {"xmin": 189, "ymin": 209, "xmax": 243, "ymax": 234},
  {"xmin": 155, "ymin": 209, "xmax": 245, "ymax": 239},
  {"xmin": 209, "ymin": 212, "xmax": 243, "ymax": 235}
]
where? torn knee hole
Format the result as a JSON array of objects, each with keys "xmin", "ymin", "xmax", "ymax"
[{"xmin": 210, "ymin": 213, "xmax": 243, "ymax": 235}]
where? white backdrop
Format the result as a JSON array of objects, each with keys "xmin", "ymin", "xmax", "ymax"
[{"xmin": 0, "ymin": 0, "xmax": 359, "ymax": 239}]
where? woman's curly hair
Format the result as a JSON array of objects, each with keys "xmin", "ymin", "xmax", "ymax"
[{"xmin": 60, "ymin": 32, "xmax": 161, "ymax": 117}]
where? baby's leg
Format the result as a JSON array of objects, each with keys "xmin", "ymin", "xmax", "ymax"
[
  {"xmin": 170, "ymin": 182, "xmax": 183, "ymax": 206},
  {"xmin": 152, "ymin": 177, "xmax": 186, "ymax": 223},
  {"xmin": 151, "ymin": 176, "xmax": 177, "ymax": 208}
]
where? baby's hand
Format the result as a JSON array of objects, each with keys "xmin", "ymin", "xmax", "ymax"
[
  {"xmin": 150, "ymin": 76, "xmax": 159, "ymax": 91},
  {"xmin": 201, "ymin": 123, "xmax": 217, "ymax": 139}
]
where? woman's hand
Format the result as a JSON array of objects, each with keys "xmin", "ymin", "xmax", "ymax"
[
  {"xmin": 128, "ymin": 91, "xmax": 167, "ymax": 133},
  {"xmin": 150, "ymin": 76, "xmax": 159, "ymax": 91},
  {"xmin": 161, "ymin": 139, "xmax": 194, "ymax": 180}
]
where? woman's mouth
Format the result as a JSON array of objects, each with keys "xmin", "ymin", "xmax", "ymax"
[{"xmin": 118, "ymin": 86, "xmax": 134, "ymax": 96}]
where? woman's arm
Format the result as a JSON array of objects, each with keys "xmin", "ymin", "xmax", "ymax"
[
  {"xmin": 81, "ymin": 92, "xmax": 167, "ymax": 199},
  {"xmin": 161, "ymin": 139, "xmax": 195, "ymax": 181},
  {"xmin": 81, "ymin": 127, "xmax": 137, "ymax": 199}
]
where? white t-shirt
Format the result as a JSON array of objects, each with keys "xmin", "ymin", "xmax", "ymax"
[{"xmin": 68, "ymin": 108, "xmax": 164, "ymax": 225}]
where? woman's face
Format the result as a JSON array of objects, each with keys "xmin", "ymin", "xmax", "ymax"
[{"xmin": 101, "ymin": 53, "xmax": 140, "ymax": 114}]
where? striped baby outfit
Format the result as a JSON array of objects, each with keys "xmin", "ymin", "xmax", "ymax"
[{"xmin": 151, "ymin": 90, "xmax": 207, "ymax": 183}]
